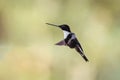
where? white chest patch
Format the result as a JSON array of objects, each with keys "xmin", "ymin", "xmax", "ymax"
[{"xmin": 63, "ymin": 31, "xmax": 70, "ymax": 39}]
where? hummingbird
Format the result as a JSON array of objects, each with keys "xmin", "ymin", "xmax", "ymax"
[{"xmin": 46, "ymin": 23, "xmax": 89, "ymax": 62}]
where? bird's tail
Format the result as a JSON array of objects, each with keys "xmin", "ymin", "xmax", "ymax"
[
  {"xmin": 75, "ymin": 45, "xmax": 89, "ymax": 62},
  {"xmin": 80, "ymin": 53, "xmax": 89, "ymax": 62}
]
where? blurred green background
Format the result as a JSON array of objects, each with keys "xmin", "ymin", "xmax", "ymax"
[{"xmin": 0, "ymin": 0, "xmax": 120, "ymax": 80}]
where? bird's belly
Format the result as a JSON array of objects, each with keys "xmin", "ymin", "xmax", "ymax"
[{"xmin": 67, "ymin": 40, "xmax": 76, "ymax": 48}]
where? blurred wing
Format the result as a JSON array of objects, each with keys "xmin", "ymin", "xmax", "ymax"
[
  {"xmin": 75, "ymin": 38, "xmax": 83, "ymax": 51},
  {"xmin": 55, "ymin": 40, "xmax": 66, "ymax": 46}
]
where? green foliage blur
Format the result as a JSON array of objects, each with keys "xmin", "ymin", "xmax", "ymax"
[{"xmin": 0, "ymin": 0, "xmax": 120, "ymax": 80}]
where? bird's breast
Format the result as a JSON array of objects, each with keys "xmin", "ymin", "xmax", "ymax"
[{"xmin": 64, "ymin": 33, "xmax": 77, "ymax": 48}]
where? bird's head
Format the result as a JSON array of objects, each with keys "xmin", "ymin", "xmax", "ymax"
[{"xmin": 46, "ymin": 23, "xmax": 71, "ymax": 32}]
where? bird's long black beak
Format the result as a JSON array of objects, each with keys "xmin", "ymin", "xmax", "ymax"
[{"xmin": 46, "ymin": 23, "xmax": 59, "ymax": 27}]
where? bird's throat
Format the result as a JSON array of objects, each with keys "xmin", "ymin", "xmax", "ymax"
[{"xmin": 63, "ymin": 31, "xmax": 70, "ymax": 39}]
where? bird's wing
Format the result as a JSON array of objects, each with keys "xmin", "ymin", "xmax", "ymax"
[
  {"xmin": 74, "ymin": 38, "xmax": 84, "ymax": 51},
  {"xmin": 55, "ymin": 40, "xmax": 66, "ymax": 46},
  {"xmin": 75, "ymin": 39, "xmax": 89, "ymax": 62}
]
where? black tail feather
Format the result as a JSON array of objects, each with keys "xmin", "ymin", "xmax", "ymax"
[
  {"xmin": 82, "ymin": 55, "xmax": 89, "ymax": 62},
  {"xmin": 75, "ymin": 45, "xmax": 89, "ymax": 62}
]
